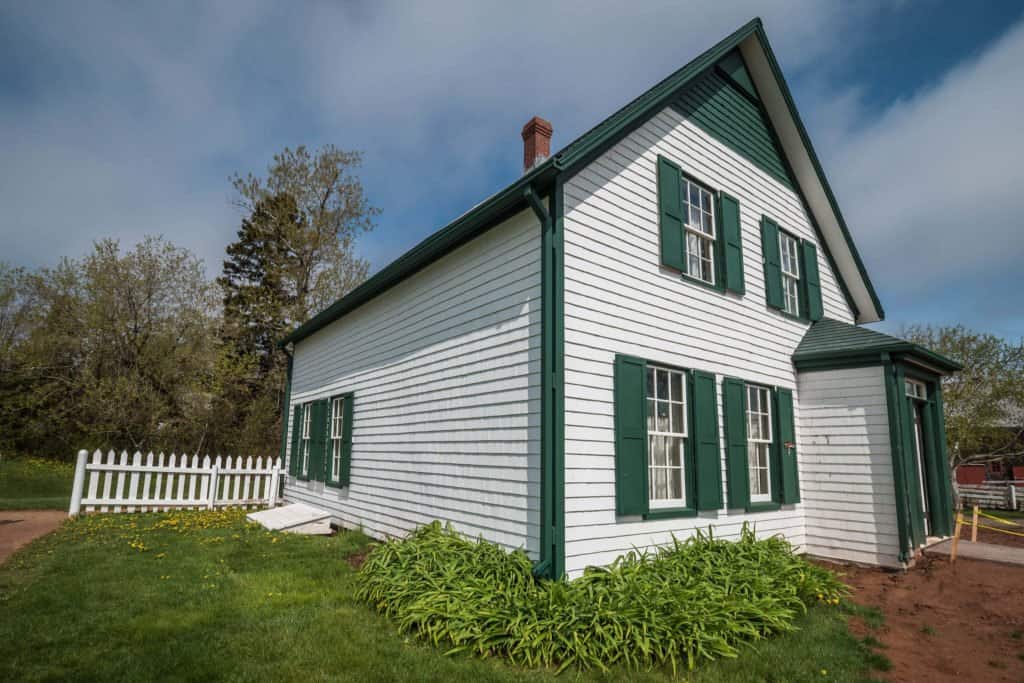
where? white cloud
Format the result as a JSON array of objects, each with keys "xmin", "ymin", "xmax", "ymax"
[{"xmin": 820, "ymin": 18, "xmax": 1024, "ymax": 302}]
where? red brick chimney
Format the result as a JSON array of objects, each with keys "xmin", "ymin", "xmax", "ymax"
[{"xmin": 521, "ymin": 116, "xmax": 553, "ymax": 172}]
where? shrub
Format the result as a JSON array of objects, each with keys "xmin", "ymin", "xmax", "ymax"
[{"xmin": 356, "ymin": 521, "xmax": 846, "ymax": 674}]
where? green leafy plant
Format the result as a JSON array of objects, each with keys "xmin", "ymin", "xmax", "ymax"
[{"xmin": 356, "ymin": 521, "xmax": 847, "ymax": 674}]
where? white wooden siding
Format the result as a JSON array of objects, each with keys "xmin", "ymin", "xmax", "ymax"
[
  {"xmin": 798, "ymin": 366, "xmax": 901, "ymax": 567},
  {"xmin": 561, "ymin": 106, "xmax": 857, "ymax": 577},
  {"xmin": 284, "ymin": 208, "xmax": 542, "ymax": 557}
]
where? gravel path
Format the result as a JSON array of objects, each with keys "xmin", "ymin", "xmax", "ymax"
[{"xmin": 0, "ymin": 509, "xmax": 66, "ymax": 564}]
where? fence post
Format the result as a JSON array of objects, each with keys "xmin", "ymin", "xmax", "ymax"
[
  {"xmin": 951, "ymin": 511, "xmax": 963, "ymax": 562},
  {"xmin": 69, "ymin": 449, "xmax": 88, "ymax": 516},
  {"xmin": 971, "ymin": 505, "xmax": 979, "ymax": 543},
  {"xmin": 268, "ymin": 463, "xmax": 279, "ymax": 508},
  {"xmin": 1011, "ymin": 485, "xmax": 1018, "ymax": 511},
  {"xmin": 208, "ymin": 464, "xmax": 219, "ymax": 510}
]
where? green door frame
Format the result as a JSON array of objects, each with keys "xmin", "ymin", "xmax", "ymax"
[{"xmin": 884, "ymin": 357, "xmax": 954, "ymax": 561}]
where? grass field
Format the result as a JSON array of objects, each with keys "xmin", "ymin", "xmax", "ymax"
[
  {"xmin": 0, "ymin": 509, "xmax": 884, "ymax": 682},
  {"xmin": 0, "ymin": 456, "xmax": 74, "ymax": 510}
]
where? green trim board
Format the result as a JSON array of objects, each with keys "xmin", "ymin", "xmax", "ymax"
[
  {"xmin": 280, "ymin": 17, "xmax": 884, "ymax": 349},
  {"xmin": 882, "ymin": 357, "xmax": 913, "ymax": 562},
  {"xmin": 527, "ymin": 183, "xmax": 565, "ymax": 580},
  {"xmin": 278, "ymin": 353, "xmax": 293, "ymax": 463}
]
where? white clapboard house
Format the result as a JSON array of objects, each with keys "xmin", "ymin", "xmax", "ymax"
[{"xmin": 277, "ymin": 18, "xmax": 960, "ymax": 578}]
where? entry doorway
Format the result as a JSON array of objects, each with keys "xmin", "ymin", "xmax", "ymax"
[
  {"xmin": 907, "ymin": 379, "xmax": 931, "ymax": 537},
  {"xmin": 897, "ymin": 371, "xmax": 953, "ymax": 551}
]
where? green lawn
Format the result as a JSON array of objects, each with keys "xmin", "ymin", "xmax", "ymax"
[
  {"xmin": 0, "ymin": 509, "xmax": 885, "ymax": 682},
  {"xmin": 0, "ymin": 456, "xmax": 74, "ymax": 510}
]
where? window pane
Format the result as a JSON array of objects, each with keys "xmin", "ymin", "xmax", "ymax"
[
  {"xmin": 670, "ymin": 372, "xmax": 682, "ymax": 402},
  {"xmin": 668, "ymin": 467, "xmax": 683, "ymax": 500},
  {"xmin": 701, "ymin": 190, "xmax": 712, "ymax": 212},
  {"xmin": 761, "ymin": 414, "xmax": 771, "ymax": 439},
  {"xmin": 651, "ymin": 435, "xmax": 666, "ymax": 467},
  {"xmin": 646, "ymin": 367, "xmax": 654, "ymax": 399},
  {"xmin": 667, "ymin": 437, "xmax": 682, "ymax": 467},
  {"xmin": 671, "ymin": 402, "xmax": 683, "ymax": 434},
  {"xmin": 701, "ymin": 210, "xmax": 712, "ymax": 233},
  {"xmin": 654, "ymin": 468, "xmax": 667, "ymax": 500},
  {"xmin": 657, "ymin": 400, "xmax": 669, "ymax": 432},
  {"xmin": 759, "ymin": 467, "xmax": 769, "ymax": 494},
  {"xmin": 656, "ymin": 370, "xmax": 668, "ymax": 402},
  {"xmin": 689, "ymin": 205, "xmax": 701, "ymax": 227},
  {"xmin": 647, "ymin": 399, "xmax": 656, "ymax": 432},
  {"xmin": 689, "ymin": 183, "xmax": 700, "ymax": 208}
]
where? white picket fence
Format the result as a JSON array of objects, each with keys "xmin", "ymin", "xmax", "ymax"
[
  {"xmin": 956, "ymin": 481, "xmax": 1024, "ymax": 511},
  {"xmin": 68, "ymin": 449, "xmax": 281, "ymax": 515}
]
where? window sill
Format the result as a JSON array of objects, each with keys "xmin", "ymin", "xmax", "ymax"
[
  {"xmin": 643, "ymin": 507, "xmax": 697, "ymax": 521},
  {"xmin": 745, "ymin": 501, "xmax": 782, "ymax": 513},
  {"xmin": 771, "ymin": 307, "xmax": 809, "ymax": 324},
  {"xmin": 325, "ymin": 480, "xmax": 346, "ymax": 490},
  {"xmin": 680, "ymin": 272, "xmax": 726, "ymax": 295}
]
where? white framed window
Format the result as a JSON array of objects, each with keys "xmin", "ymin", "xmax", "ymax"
[
  {"xmin": 330, "ymin": 396, "xmax": 345, "ymax": 482},
  {"xmin": 682, "ymin": 178, "xmax": 716, "ymax": 284},
  {"xmin": 779, "ymin": 231, "xmax": 801, "ymax": 317},
  {"xmin": 746, "ymin": 385, "xmax": 772, "ymax": 502},
  {"xmin": 906, "ymin": 379, "xmax": 927, "ymax": 401},
  {"xmin": 299, "ymin": 402, "xmax": 312, "ymax": 478},
  {"xmin": 646, "ymin": 365, "xmax": 687, "ymax": 508}
]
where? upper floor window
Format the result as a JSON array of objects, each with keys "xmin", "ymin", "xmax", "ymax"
[
  {"xmin": 683, "ymin": 178, "xmax": 716, "ymax": 285},
  {"xmin": 657, "ymin": 156, "xmax": 744, "ymax": 294},
  {"xmin": 745, "ymin": 385, "xmax": 772, "ymax": 503},
  {"xmin": 646, "ymin": 365, "xmax": 687, "ymax": 508},
  {"xmin": 778, "ymin": 230, "xmax": 801, "ymax": 316}
]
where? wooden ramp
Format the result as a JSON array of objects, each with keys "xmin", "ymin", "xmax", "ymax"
[{"xmin": 247, "ymin": 503, "xmax": 333, "ymax": 535}]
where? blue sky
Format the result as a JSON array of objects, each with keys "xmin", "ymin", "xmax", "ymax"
[{"xmin": 1, "ymin": 1, "xmax": 1022, "ymax": 339}]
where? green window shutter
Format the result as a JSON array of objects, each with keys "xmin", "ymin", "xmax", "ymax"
[
  {"xmin": 760, "ymin": 216, "xmax": 783, "ymax": 310},
  {"xmin": 776, "ymin": 388, "xmax": 800, "ymax": 503},
  {"xmin": 614, "ymin": 354, "xmax": 648, "ymax": 516},
  {"xmin": 722, "ymin": 378, "xmax": 749, "ymax": 509},
  {"xmin": 691, "ymin": 370, "xmax": 722, "ymax": 510},
  {"xmin": 289, "ymin": 405, "xmax": 302, "ymax": 477},
  {"xmin": 340, "ymin": 393, "xmax": 354, "ymax": 486},
  {"xmin": 310, "ymin": 399, "xmax": 329, "ymax": 482},
  {"xmin": 718, "ymin": 193, "xmax": 745, "ymax": 294},
  {"xmin": 656, "ymin": 156, "xmax": 686, "ymax": 271},
  {"xmin": 800, "ymin": 240, "xmax": 823, "ymax": 321}
]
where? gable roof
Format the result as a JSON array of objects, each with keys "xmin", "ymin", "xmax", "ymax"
[
  {"xmin": 281, "ymin": 17, "xmax": 883, "ymax": 347},
  {"xmin": 793, "ymin": 318, "xmax": 962, "ymax": 373}
]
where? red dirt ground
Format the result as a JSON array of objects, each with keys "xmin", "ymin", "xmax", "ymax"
[
  {"xmin": 0, "ymin": 509, "xmax": 66, "ymax": 564},
  {"xmin": 839, "ymin": 555, "xmax": 1024, "ymax": 682}
]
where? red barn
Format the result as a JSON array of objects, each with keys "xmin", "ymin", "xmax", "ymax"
[{"xmin": 956, "ymin": 465, "xmax": 986, "ymax": 485}]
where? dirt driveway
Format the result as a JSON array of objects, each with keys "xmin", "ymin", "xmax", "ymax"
[
  {"xmin": 0, "ymin": 510, "xmax": 66, "ymax": 564},
  {"xmin": 842, "ymin": 555, "xmax": 1024, "ymax": 681}
]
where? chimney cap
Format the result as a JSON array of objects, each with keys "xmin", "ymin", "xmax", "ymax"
[{"xmin": 521, "ymin": 115, "xmax": 553, "ymax": 139}]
